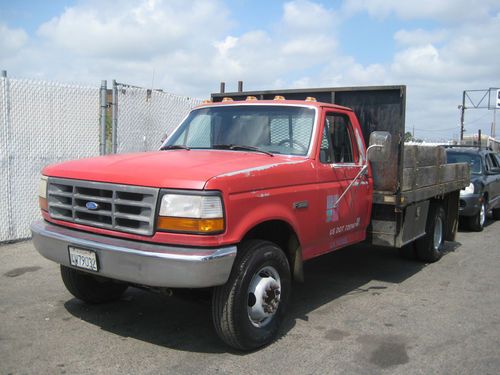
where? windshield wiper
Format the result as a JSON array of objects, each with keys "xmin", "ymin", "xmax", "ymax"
[
  {"xmin": 160, "ymin": 144, "xmax": 190, "ymax": 151},
  {"xmin": 213, "ymin": 144, "xmax": 274, "ymax": 157}
]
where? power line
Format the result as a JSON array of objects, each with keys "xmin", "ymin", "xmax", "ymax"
[
  {"xmin": 464, "ymin": 112, "xmax": 491, "ymax": 125},
  {"xmin": 413, "ymin": 127, "xmax": 459, "ymax": 132}
]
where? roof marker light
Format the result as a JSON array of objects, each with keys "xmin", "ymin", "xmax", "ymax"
[
  {"xmin": 246, "ymin": 96, "xmax": 258, "ymax": 101},
  {"xmin": 274, "ymin": 95, "xmax": 285, "ymax": 100},
  {"xmin": 202, "ymin": 99, "xmax": 212, "ymax": 104},
  {"xmin": 305, "ymin": 97, "xmax": 317, "ymax": 102},
  {"xmin": 222, "ymin": 97, "xmax": 233, "ymax": 102}
]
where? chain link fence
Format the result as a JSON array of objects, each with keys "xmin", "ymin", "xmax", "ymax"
[
  {"xmin": 0, "ymin": 75, "xmax": 100, "ymax": 242},
  {"xmin": 113, "ymin": 83, "xmax": 202, "ymax": 153},
  {"xmin": 1, "ymin": 74, "xmax": 202, "ymax": 242}
]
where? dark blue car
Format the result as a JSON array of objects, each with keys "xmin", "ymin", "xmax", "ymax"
[{"xmin": 446, "ymin": 147, "xmax": 500, "ymax": 231}]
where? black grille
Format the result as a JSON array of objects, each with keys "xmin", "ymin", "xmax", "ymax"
[{"xmin": 47, "ymin": 178, "xmax": 159, "ymax": 236}]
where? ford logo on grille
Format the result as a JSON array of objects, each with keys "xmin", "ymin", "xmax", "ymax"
[{"xmin": 86, "ymin": 201, "xmax": 100, "ymax": 210}]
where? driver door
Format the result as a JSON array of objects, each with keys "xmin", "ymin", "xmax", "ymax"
[{"xmin": 314, "ymin": 110, "xmax": 372, "ymax": 256}]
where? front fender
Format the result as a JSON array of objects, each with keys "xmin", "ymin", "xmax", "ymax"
[{"xmin": 225, "ymin": 192, "xmax": 304, "ymax": 246}]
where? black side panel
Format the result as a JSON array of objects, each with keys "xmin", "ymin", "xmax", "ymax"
[
  {"xmin": 335, "ymin": 89, "xmax": 405, "ymax": 192},
  {"xmin": 212, "ymin": 85, "xmax": 406, "ymax": 193}
]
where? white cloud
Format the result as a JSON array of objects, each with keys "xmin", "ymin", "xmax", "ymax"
[
  {"xmin": 37, "ymin": 0, "xmax": 230, "ymax": 60},
  {"xmin": 283, "ymin": 0, "xmax": 337, "ymax": 32},
  {"xmin": 342, "ymin": 0, "xmax": 500, "ymax": 22},
  {"xmin": 214, "ymin": 36, "xmax": 238, "ymax": 57},
  {"xmin": 394, "ymin": 29, "xmax": 448, "ymax": 46},
  {"xmin": 0, "ymin": 23, "xmax": 28, "ymax": 58}
]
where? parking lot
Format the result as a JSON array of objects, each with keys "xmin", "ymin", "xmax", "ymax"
[{"xmin": 1, "ymin": 220, "xmax": 499, "ymax": 374}]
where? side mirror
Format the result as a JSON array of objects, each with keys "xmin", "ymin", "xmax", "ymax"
[{"xmin": 367, "ymin": 131, "xmax": 391, "ymax": 162}]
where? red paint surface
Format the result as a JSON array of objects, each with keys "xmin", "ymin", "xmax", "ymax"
[{"xmin": 42, "ymin": 101, "xmax": 373, "ymax": 261}]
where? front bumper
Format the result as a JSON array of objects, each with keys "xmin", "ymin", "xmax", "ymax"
[
  {"xmin": 31, "ymin": 220, "xmax": 236, "ymax": 288},
  {"xmin": 459, "ymin": 194, "xmax": 481, "ymax": 217}
]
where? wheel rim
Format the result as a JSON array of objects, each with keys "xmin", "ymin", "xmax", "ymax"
[
  {"xmin": 479, "ymin": 203, "xmax": 486, "ymax": 227},
  {"xmin": 247, "ymin": 266, "xmax": 281, "ymax": 328},
  {"xmin": 433, "ymin": 216, "xmax": 443, "ymax": 251}
]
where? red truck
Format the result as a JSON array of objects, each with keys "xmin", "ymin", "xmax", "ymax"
[{"xmin": 32, "ymin": 85, "xmax": 469, "ymax": 350}]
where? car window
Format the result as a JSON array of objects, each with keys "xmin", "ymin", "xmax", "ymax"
[
  {"xmin": 486, "ymin": 153, "xmax": 500, "ymax": 172},
  {"xmin": 486, "ymin": 154, "xmax": 494, "ymax": 171},
  {"xmin": 489, "ymin": 153, "xmax": 500, "ymax": 168},
  {"xmin": 446, "ymin": 152, "xmax": 482, "ymax": 174},
  {"xmin": 319, "ymin": 113, "xmax": 357, "ymax": 164}
]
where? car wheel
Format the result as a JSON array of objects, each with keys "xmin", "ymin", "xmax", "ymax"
[
  {"xmin": 416, "ymin": 204, "xmax": 446, "ymax": 263},
  {"xmin": 467, "ymin": 200, "xmax": 486, "ymax": 232},
  {"xmin": 60, "ymin": 265, "xmax": 128, "ymax": 304},
  {"xmin": 212, "ymin": 240, "xmax": 291, "ymax": 351}
]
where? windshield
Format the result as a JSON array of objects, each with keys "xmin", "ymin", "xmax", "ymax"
[
  {"xmin": 446, "ymin": 152, "xmax": 482, "ymax": 174},
  {"xmin": 164, "ymin": 105, "xmax": 316, "ymax": 156}
]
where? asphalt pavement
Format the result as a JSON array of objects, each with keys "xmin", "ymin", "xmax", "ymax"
[{"xmin": 1, "ymin": 220, "xmax": 499, "ymax": 375}]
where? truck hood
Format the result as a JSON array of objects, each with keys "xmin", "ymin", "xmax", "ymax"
[{"xmin": 43, "ymin": 150, "xmax": 305, "ymax": 190}]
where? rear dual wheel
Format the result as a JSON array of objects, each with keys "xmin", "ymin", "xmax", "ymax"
[
  {"xmin": 415, "ymin": 205, "xmax": 446, "ymax": 263},
  {"xmin": 212, "ymin": 240, "xmax": 291, "ymax": 351}
]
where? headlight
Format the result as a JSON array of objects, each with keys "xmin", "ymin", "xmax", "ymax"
[
  {"xmin": 460, "ymin": 183, "xmax": 475, "ymax": 196},
  {"xmin": 157, "ymin": 193, "xmax": 224, "ymax": 234},
  {"xmin": 39, "ymin": 176, "xmax": 48, "ymax": 211}
]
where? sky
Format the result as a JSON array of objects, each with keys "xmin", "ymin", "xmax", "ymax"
[{"xmin": 1, "ymin": 0, "xmax": 499, "ymax": 141}]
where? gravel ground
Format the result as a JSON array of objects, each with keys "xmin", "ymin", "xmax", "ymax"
[{"xmin": 1, "ymin": 220, "xmax": 499, "ymax": 375}]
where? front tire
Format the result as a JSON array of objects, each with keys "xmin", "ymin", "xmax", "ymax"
[
  {"xmin": 212, "ymin": 240, "xmax": 291, "ymax": 351},
  {"xmin": 416, "ymin": 205, "xmax": 446, "ymax": 263},
  {"xmin": 60, "ymin": 265, "xmax": 128, "ymax": 304},
  {"xmin": 467, "ymin": 200, "xmax": 486, "ymax": 232}
]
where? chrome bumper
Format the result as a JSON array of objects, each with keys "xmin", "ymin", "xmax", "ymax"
[{"xmin": 31, "ymin": 220, "xmax": 236, "ymax": 288}]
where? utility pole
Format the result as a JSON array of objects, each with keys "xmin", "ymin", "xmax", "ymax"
[
  {"xmin": 460, "ymin": 91, "xmax": 466, "ymax": 142},
  {"xmin": 493, "ymin": 106, "xmax": 497, "ymax": 138}
]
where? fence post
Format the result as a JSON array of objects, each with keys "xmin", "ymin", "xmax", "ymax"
[
  {"xmin": 111, "ymin": 80, "xmax": 118, "ymax": 154},
  {"xmin": 1, "ymin": 70, "xmax": 14, "ymax": 239},
  {"xmin": 99, "ymin": 80, "xmax": 107, "ymax": 155}
]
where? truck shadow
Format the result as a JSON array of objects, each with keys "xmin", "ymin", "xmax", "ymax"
[{"xmin": 64, "ymin": 241, "xmax": 460, "ymax": 354}]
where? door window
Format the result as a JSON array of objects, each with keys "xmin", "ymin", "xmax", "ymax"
[
  {"xmin": 486, "ymin": 153, "xmax": 500, "ymax": 172},
  {"xmin": 320, "ymin": 114, "xmax": 357, "ymax": 164}
]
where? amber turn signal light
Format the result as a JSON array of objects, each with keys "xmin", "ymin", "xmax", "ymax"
[
  {"xmin": 39, "ymin": 197, "xmax": 48, "ymax": 211},
  {"xmin": 157, "ymin": 217, "xmax": 224, "ymax": 234}
]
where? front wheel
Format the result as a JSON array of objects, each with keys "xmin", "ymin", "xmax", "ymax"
[
  {"xmin": 60, "ymin": 265, "xmax": 128, "ymax": 304},
  {"xmin": 212, "ymin": 240, "xmax": 291, "ymax": 351},
  {"xmin": 467, "ymin": 200, "xmax": 486, "ymax": 232}
]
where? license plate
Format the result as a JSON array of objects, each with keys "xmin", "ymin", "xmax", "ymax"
[{"xmin": 68, "ymin": 246, "xmax": 98, "ymax": 272}]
